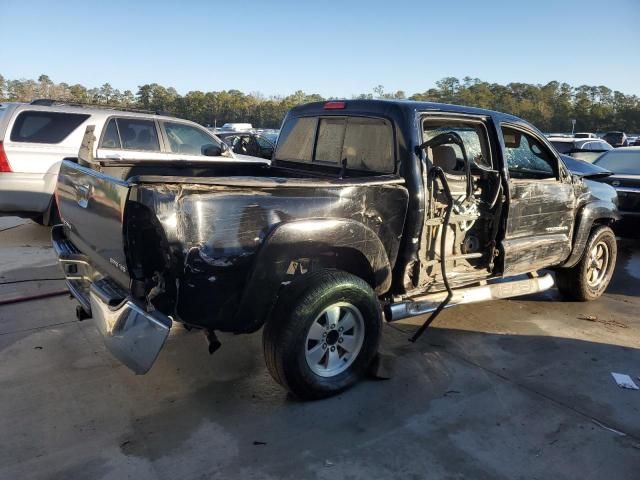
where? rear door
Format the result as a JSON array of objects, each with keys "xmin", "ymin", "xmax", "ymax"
[
  {"xmin": 96, "ymin": 116, "xmax": 164, "ymax": 162},
  {"xmin": 501, "ymin": 124, "xmax": 575, "ymax": 275},
  {"xmin": 57, "ymin": 159, "xmax": 131, "ymax": 289}
]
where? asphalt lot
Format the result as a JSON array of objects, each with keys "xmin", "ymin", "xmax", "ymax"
[{"xmin": 1, "ymin": 216, "xmax": 639, "ymax": 480}]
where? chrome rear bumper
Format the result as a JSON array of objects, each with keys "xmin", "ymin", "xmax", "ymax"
[
  {"xmin": 90, "ymin": 284, "xmax": 172, "ymax": 374},
  {"xmin": 52, "ymin": 224, "xmax": 172, "ymax": 374}
]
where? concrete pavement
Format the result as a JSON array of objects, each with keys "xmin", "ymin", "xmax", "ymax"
[{"xmin": 1, "ymin": 218, "xmax": 639, "ymax": 479}]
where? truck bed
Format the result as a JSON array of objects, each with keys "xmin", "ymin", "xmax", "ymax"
[{"xmin": 55, "ymin": 159, "xmax": 409, "ymax": 333}]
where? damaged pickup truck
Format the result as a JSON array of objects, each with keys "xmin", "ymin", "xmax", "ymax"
[{"xmin": 53, "ymin": 100, "xmax": 620, "ymax": 399}]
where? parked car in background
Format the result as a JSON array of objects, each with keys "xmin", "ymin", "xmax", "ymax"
[
  {"xmin": 255, "ymin": 129, "xmax": 279, "ymax": 145},
  {"xmin": 221, "ymin": 123, "xmax": 253, "ymax": 131},
  {"xmin": 549, "ymin": 136, "xmax": 612, "ymax": 162},
  {"xmin": 0, "ymin": 100, "xmax": 244, "ymax": 224},
  {"xmin": 594, "ymin": 147, "xmax": 640, "ymax": 227},
  {"xmin": 215, "ymin": 131, "xmax": 275, "ymax": 159},
  {"xmin": 602, "ymin": 131, "xmax": 629, "ymax": 147},
  {"xmin": 574, "ymin": 132, "xmax": 598, "ymax": 139},
  {"xmin": 546, "ymin": 133, "xmax": 573, "ymax": 138}
]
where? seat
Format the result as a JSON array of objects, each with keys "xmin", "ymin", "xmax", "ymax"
[
  {"xmin": 431, "ymin": 145, "xmax": 458, "ymax": 173},
  {"xmin": 136, "ymin": 129, "xmax": 153, "ymax": 150},
  {"xmin": 121, "ymin": 127, "xmax": 136, "ymax": 149}
]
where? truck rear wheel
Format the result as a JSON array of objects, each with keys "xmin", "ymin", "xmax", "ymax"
[
  {"xmin": 263, "ymin": 270, "xmax": 382, "ymax": 400},
  {"xmin": 556, "ymin": 225, "xmax": 617, "ymax": 301}
]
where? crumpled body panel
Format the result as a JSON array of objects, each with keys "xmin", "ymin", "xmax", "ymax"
[{"xmin": 130, "ymin": 176, "xmax": 409, "ymax": 331}]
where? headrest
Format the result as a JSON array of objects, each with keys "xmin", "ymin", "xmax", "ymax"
[
  {"xmin": 138, "ymin": 130, "xmax": 151, "ymax": 143},
  {"xmin": 121, "ymin": 127, "xmax": 136, "ymax": 142},
  {"xmin": 431, "ymin": 145, "xmax": 457, "ymax": 171}
]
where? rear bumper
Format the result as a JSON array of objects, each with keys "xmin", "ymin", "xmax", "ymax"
[
  {"xmin": 0, "ymin": 172, "xmax": 55, "ymax": 214},
  {"xmin": 52, "ymin": 224, "xmax": 172, "ymax": 374}
]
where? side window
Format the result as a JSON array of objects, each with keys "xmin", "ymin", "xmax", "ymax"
[
  {"xmin": 100, "ymin": 119, "xmax": 121, "ymax": 148},
  {"xmin": 116, "ymin": 118, "xmax": 160, "ymax": 151},
  {"xmin": 256, "ymin": 135, "xmax": 273, "ymax": 148},
  {"xmin": 423, "ymin": 121, "xmax": 492, "ymax": 172},
  {"xmin": 164, "ymin": 122, "xmax": 219, "ymax": 155},
  {"xmin": 10, "ymin": 111, "xmax": 90, "ymax": 144},
  {"xmin": 502, "ymin": 127, "xmax": 556, "ymax": 179}
]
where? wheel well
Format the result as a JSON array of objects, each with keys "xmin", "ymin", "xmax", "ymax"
[
  {"xmin": 124, "ymin": 202, "xmax": 177, "ymax": 311},
  {"xmin": 287, "ymin": 247, "xmax": 377, "ymax": 289},
  {"xmin": 591, "ymin": 217, "xmax": 615, "ymax": 229}
]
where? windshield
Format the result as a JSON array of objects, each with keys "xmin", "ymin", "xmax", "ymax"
[{"xmin": 594, "ymin": 150, "xmax": 640, "ymax": 174}]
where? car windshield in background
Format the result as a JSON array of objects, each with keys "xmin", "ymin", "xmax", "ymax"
[
  {"xmin": 10, "ymin": 110, "xmax": 89, "ymax": 144},
  {"xmin": 275, "ymin": 116, "xmax": 394, "ymax": 173},
  {"xmin": 594, "ymin": 150, "xmax": 640, "ymax": 174}
]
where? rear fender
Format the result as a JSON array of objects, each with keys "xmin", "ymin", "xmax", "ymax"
[{"xmin": 235, "ymin": 218, "xmax": 391, "ymax": 333}]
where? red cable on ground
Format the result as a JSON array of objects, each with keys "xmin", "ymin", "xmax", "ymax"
[{"xmin": 0, "ymin": 290, "xmax": 69, "ymax": 306}]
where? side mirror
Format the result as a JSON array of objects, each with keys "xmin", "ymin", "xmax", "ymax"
[{"xmin": 202, "ymin": 144, "xmax": 222, "ymax": 157}]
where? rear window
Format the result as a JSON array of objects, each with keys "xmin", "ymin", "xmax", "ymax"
[
  {"xmin": 275, "ymin": 117, "xmax": 317, "ymax": 163},
  {"xmin": 10, "ymin": 110, "xmax": 89, "ymax": 143},
  {"xmin": 275, "ymin": 115, "xmax": 394, "ymax": 173},
  {"xmin": 604, "ymin": 133, "xmax": 623, "ymax": 142}
]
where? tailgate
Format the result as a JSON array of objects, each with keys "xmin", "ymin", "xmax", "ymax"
[{"xmin": 56, "ymin": 160, "xmax": 131, "ymax": 288}]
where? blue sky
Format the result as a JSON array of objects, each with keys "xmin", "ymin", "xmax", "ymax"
[{"xmin": 1, "ymin": 0, "xmax": 639, "ymax": 97}]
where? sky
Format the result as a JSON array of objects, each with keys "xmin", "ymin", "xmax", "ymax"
[{"xmin": 1, "ymin": 0, "xmax": 639, "ymax": 98}]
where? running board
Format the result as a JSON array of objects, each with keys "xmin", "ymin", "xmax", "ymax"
[{"xmin": 387, "ymin": 273, "xmax": 554, "ymax": 322}]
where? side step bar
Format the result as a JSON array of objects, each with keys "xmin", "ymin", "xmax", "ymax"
[{"xmin": 387, "ymin": 273, "xmax": 554, "ymax": 322}]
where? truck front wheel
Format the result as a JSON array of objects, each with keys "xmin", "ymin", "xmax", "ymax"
[
  {"xmin": 263, "ymin": 270, "xmax": 382, "ymax": 400},
  {"xmin": 556, "ymin": 225, "xmax": 617, "ymax": 301}
]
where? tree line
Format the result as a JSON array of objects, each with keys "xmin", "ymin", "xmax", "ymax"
[{"xmin": 1, "ymin": 74, "xmax": 639, "ymax": 132}]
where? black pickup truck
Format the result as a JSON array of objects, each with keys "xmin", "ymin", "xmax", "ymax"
[{"xmin": 53, "ymin": 100, "xmax": 619, "ymax": 399}]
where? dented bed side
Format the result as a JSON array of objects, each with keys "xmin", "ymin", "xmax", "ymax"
[{"xmin": 127, "ymin": 176, "xmax": 409, "ymax": 332}]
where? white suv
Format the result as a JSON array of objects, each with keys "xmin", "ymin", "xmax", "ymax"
[{"xmin": 0, "ymin": 101, "xmax": 243, "ymax": 225}]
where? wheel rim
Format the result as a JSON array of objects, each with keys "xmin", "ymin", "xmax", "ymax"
[
  {"xmin": 304, "ymin": 302, "xmax": 365, "ymax": 378},
  {"xmin": 587, "ymin": 240, "xmax": 610, "ymax": 288}
]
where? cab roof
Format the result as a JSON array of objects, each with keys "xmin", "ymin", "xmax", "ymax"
[{"xmin": 288, "ymin": 99, "xmax": 525, "ymax": 124}]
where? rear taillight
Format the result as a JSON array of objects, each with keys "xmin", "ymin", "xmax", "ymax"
[{"xmin": 0, "ymin": 142, "xmax": 11, "ymax": 172}]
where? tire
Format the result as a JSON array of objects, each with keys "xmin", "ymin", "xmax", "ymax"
[
  {"xmin": 263, "ymin": 269, "xmax": 382, "ymax": 400},
  {"xmin": 556, "ymin": 225, "xmax": 617, "ymax": 301}
]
